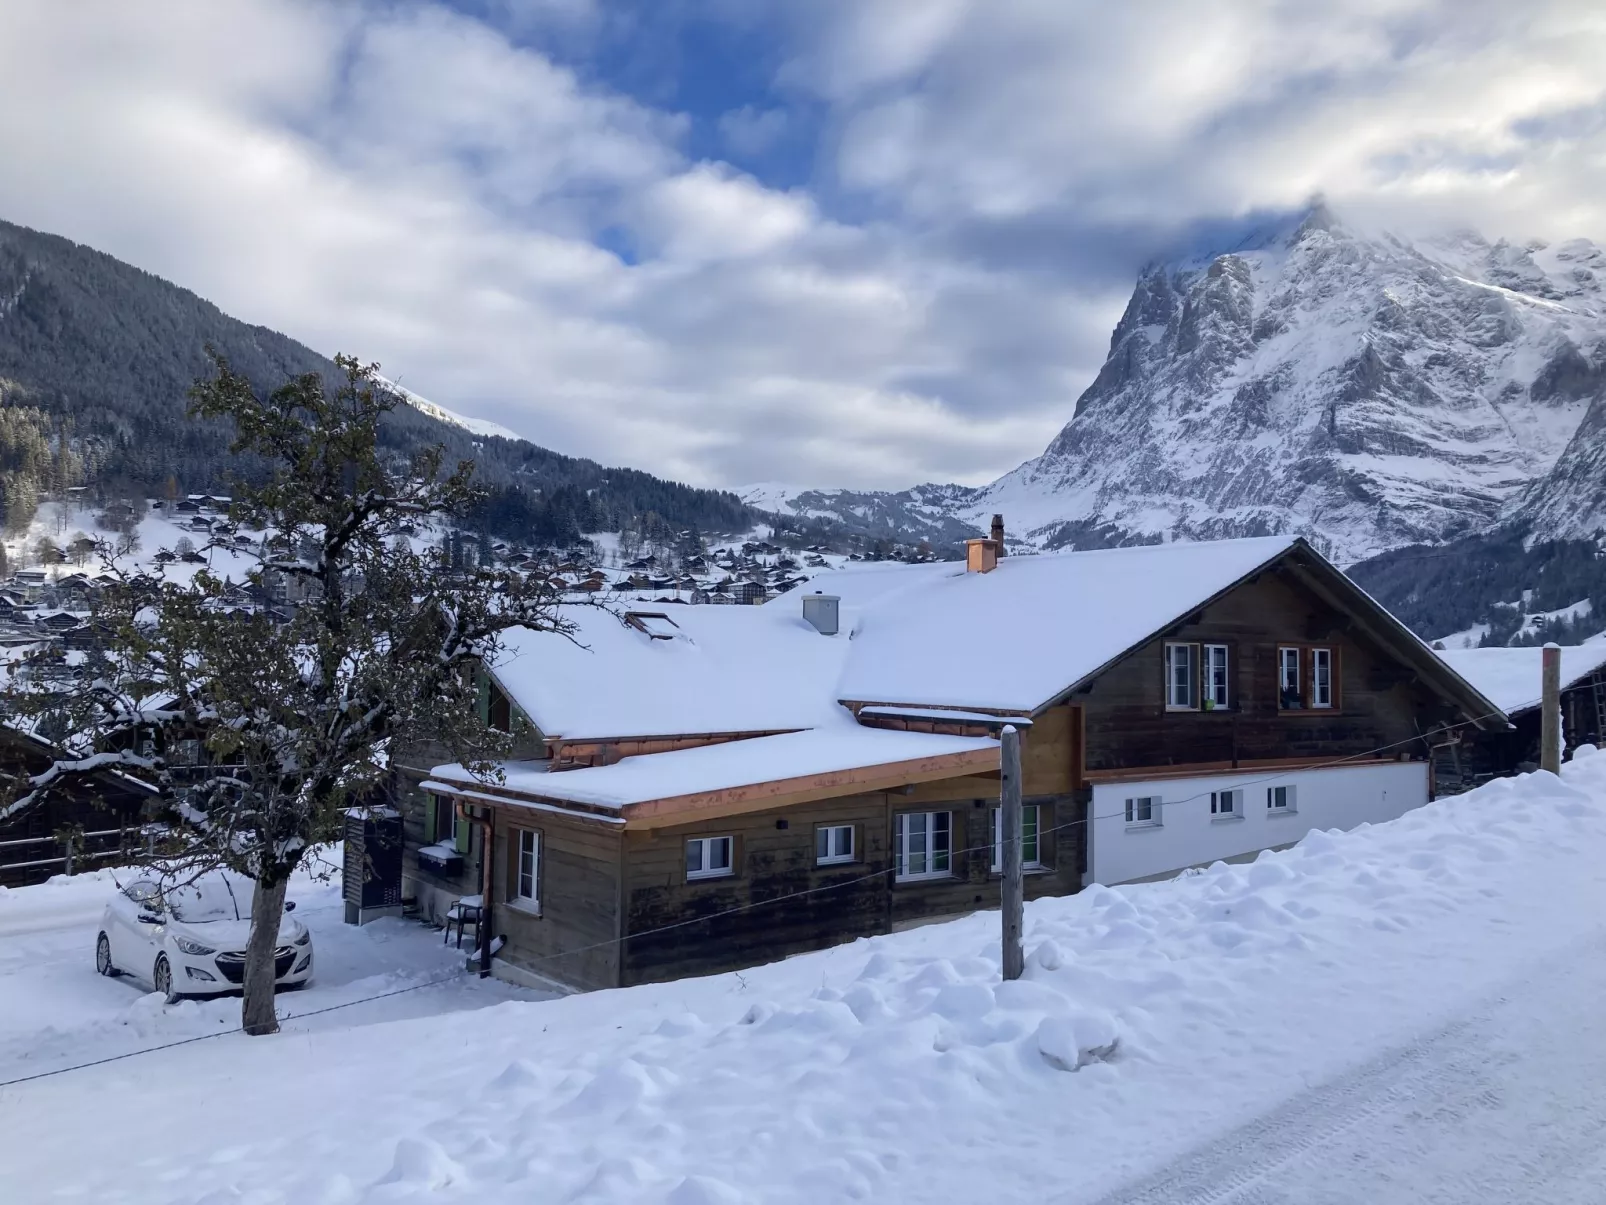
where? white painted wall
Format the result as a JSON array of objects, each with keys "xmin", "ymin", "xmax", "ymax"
[{"xmin": 1089, "ymin": 761, "xmax": 1429, "ymax": 886}]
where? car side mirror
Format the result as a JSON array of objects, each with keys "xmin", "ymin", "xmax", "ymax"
[{"xmin": 284, "ymin": 900, "xmax": 296, "ymax": 913}]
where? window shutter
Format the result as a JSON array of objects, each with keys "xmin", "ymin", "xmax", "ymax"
[
  {"xmin": 476, "ymin": 668, "xmax": 491, "ymax": 726},
  {"xmin": 455, "ymin": 805, "xmax": 470, "ymax": 854},
  {"xmin": 424, "ymin": 794, "xmax": 438, "ymax": 843}
]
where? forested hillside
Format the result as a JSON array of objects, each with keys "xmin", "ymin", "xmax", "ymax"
[
  {"xmin": 1348, "ymin": 532, "xmax": 1606, "ymax": 645},
  {"xmin": 0, "ymin": 219, "xmax": 753, "ymax": 544}
]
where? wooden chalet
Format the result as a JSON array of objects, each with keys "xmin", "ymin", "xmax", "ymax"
[
  {"xmin": 1433, "ymin": 645, "xmax": 1606, "ymax": 791},
  {"xmin": 391, "ymin": 530, "xmax": 1504, "ymax": 991}
]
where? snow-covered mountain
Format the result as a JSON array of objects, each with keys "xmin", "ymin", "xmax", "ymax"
[{"xmin": 753, "ymin": 205, "xmax": 1606, "ymax": 563}]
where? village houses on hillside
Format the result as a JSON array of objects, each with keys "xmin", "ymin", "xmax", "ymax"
[{"xmin": 380, "ymin": 525, "xmax": 1506, "ymax": 992}]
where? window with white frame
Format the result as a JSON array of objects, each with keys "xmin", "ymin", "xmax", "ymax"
[
  {"xmin": 1278, "ymin": 647, "xmax": 1303, "ymax": 710},
  {"xmin": 816, "ymin": 824, "xmax": 855, "ymax": 866},
  {"xmin": 685, "ymin": 835, "xmax": 734, "ymax": 880},
  {"xmin": 1311, "ymin": 647, "xmax": 1334, "ymax": 709},
  {"xmin": 1210, "ymin": 789, "xmax": 1243, "ymax": 818},
  {"xmin": 895, "ymin": 811, "xmax": 952, "ymax": 881},
  {"xmin": 513, "ymin": 828, "xmax": 539, "ymax": 904},
  {"xmin": 1165, "ymin": 643, "xmax": 1197, "ymax": 710},
  {"xmin": 991, "ymin": 804, "xmax": 1042, "ymax": 871},
  {"xmin": 1267, "ymin": 784, "xmax": 1297, "ymax": 813},
  {"xmin": 1204, "ymin": 644, "xmax": 1229, "ymax": 708},
  {"xmin": 1125, "ymin": 795, "xmax": 1162, "ymax": 827}
]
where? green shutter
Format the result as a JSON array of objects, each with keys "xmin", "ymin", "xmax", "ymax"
[
  {"xmin": 476, "ymin": 668, "xmax": 490, "ymax": 727},
  {"xmin": 455, "ymin": 805, "xmax": 470, "ymax": 854},
  {"xmin": 424, "ymin": 794, "xmax": 438, "ymax": 843}
]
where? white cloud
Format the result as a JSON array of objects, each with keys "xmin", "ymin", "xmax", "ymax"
[{"xmin": 0, "ymin": 0, "xmax": 1602, "ymax": 497}]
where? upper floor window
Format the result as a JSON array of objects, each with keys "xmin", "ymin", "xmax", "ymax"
[
  {"xmin": 1203, "ymin": 644, "xmax": 1229, "ymax": 709},
  {"xmin": 1311, "ymin": 647, "xmax": 1334, "ymax": 709},
  {"xmin": 1278, "ymin": 647, "xmax": 1302, "ymax": 710},
  {"xmin": 1164, "ymin": 643, "xmax": 1197, "ymax": 710}
]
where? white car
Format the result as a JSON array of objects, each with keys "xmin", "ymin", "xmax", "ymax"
[{"xmin": 95, "ymin": 873, "xmax": 313, "ymax": 1002}]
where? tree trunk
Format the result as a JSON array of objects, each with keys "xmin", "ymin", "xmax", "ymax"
[{"xmin": 242, "ymin": 876, "xmax": 288, "ymax": 1036}]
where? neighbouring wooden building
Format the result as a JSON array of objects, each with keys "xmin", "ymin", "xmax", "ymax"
[
  {"xmin": 1433, "ymin": 645, "xmax": 1606, "ymax": 792},
  {"xmin": 0, "ymin": 725, "xmax": 159, "ymax": 887},
  {"xmin": 393, "ymin": 532, "xmax": 1505, "ymax": 991}
]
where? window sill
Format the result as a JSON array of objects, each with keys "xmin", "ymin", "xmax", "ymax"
[
  {"xmin": 989, "ymin": 865, "xmax": 1050, "ymax": 877},
  {"xmin": 1266, "ymin": 809, "xmax": 1299, "ymax": 818},
  {"xmin": 895, "ymin": 873, "xmax": 956, "ymax": 885},
  {"xmin": 1125, "ymin": 822, "xmax": 1163, "ymax": 832},
  {"xmin": 505, "ymin": 899, "xmax": 542, "ymax": 919},
  {"xmin": 1163, "ymin": 706, "xmax": 1199, "ymax": 713},
  {"xmin": 686, "ymin": 871, "xmax": 734, "ymax": 883},
  {"xmin": 816, "ymin": 856, "xmax": 856, "ymax": 868},
  {"xmin": 1210, "ymin": 813, "xmax": 1244, "ymax": 823}
]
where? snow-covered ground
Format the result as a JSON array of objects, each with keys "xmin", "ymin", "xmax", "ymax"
[
  {"xmin": 3, "ymin": 753, "xmax": 1606, "ymax": 1202},
  {"xmin": 0, "ymin": 853, "xmax": 546, "ymax": 1090}
]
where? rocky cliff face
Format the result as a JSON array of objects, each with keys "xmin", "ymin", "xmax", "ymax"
[
  {"xmin": 749, "ymin": 206, "xmax": 1606, "ymax": 563},
  {"xmin": 977, "ymin": 205, "xmax": 1606, "ymax": 562}
]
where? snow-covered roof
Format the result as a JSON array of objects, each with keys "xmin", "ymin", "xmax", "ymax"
[
  {"xmin": 836, "ymin": 536, "xmax": 1299, "ymax": 712},
  {"xmin": 1435, "ymin": 646, "xmax": 1606, "ymax": 715},
  {"xmin": 429, "ymin": 724, "xmax": 999, "ymax": 811},
  {"xmin": 487, "ymin": 604, "xmax": 853, "ymax": 742}
]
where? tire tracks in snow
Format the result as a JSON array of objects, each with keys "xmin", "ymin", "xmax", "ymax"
[{"xmin": 1078, "ymin": 930, "xmax": 1606, "ymax": 1205}]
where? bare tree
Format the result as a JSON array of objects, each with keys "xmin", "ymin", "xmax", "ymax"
[{"xmin": 1, "ymin": 354, "xmax": 572, "ymax": 1035}]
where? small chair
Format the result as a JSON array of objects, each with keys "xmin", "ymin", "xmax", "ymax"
[{"xmin": 444, "ymin": 896, "xmax": 483, "ymax": 949}]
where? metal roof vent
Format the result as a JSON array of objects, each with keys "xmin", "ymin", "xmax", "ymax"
[{"xmin": 802, "ymin": 592, "xmax": 840, "ymax": 636}]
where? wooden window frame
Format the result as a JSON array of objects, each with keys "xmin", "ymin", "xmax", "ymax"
[
  {"xmin": 685, "ymin": 834, "xmax": 735, "ymax": 881},
  {"xmin": 1164, "ymin": 642, "xmax": 1199, "ymax": 711},
  {"xmin": 815, "ymin": 823, "xmax": 857, "ymax": 866},
  {"xmin": 1277, "ymin": 646, "xmax": 1303, "ymax": 711},
  {"xmin": 894, "ymin": 811, "xmax": 953, "ymax": 882},
  {"xmin": 990, "ymin": 803, "xmax": 1044, "ymax": 872}
]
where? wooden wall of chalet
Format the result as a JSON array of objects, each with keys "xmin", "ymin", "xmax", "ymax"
[
  {"xmin": 617, "ymin": 780, "xmax": 1081, "ymax": 988},
  {"xmin": 1072, "ymin": 565, "xmax": 1456, "ymax": 778},
  {"xmin": 489, "ymin": 806, "xmax": 624, "ymax": 991}
]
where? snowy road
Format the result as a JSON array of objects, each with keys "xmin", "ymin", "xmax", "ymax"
[{"xmin": 1088, "ymin": 931, "xmax": 1606, "ymax": 1205}]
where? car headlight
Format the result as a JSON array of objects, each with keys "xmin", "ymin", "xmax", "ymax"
[
  {"xmin": 173, "ymin": 937, "xmax": 216, "ymax": 956},
  {"xmin": 292, "ymin": 927, "xmax": 310, "ymax": 946}
]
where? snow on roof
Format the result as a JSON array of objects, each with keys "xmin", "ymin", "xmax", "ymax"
[
  {"xmin": 837, "ymin": 536, "xmax": 1298, "ymax": 712},
  {"xmin": 487, "ymin": 604, "xmax": 852, "ymax": 741},
  {"xmin": 430, "ymin": 723, "xmax": 998, "ymax": 810},
  {"xmin": 1435, "ymin": 645, "xmax": 1606, "ymax": 715}
]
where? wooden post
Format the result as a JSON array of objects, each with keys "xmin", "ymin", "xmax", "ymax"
[
  {"xmin": 1542, "ymin": 643, "xmax": 1562, "ymax": 775},
  {"xmin": 1001, "ymin": 725, "xmax": 1024, "ymax": 982}
]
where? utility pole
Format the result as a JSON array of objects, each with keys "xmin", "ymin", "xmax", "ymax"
[
  {"xmin": 1000, "ymin": 725, "xmax": 1024, "ymax": 982},
  {"xmin": 1541, "ymin": 643, "xmax": 1562, "ymax": 775}
]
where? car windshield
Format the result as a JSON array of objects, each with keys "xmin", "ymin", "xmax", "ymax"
[{"xmin": 166, "ymin": 875, "xmax": 251, "ymax": 923}]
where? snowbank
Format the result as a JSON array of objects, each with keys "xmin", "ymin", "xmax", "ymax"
[{"xmin": 6, "ymin": 753, "xmax": 1606, "ymax": 1203}]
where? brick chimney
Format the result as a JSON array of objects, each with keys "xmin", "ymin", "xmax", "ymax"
[{"xmin": 990, "ymin": 513, "xmax": 1006, "ymax": 556}]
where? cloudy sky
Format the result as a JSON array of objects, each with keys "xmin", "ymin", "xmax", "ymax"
[{"xmin": 1, "ymin": 1, "xmax": 1602, "ymax": 492}]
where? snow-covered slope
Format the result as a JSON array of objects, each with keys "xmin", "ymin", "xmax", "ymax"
[
  {"xmin": 766, "ymin": 206, "xmax": 1606, "ymax": 563},
  {"xmin": 377, "ymin": 376, "xmax": 524, "ymax": 443}
]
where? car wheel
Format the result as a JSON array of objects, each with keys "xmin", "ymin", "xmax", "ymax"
[
  {"xmin": 96, "ymin": 932, "xmax": 121, "ymax": 977},
  {"xmin": 152, "ymin": 954, "xmax": 180, "ymax": 1004}
]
